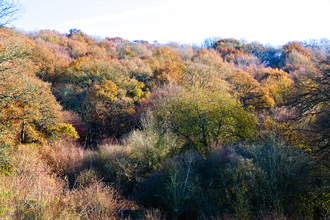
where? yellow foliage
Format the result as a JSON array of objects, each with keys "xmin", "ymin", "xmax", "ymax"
[
  {"xmin": 258, "ymin": 68, "xmax": 293, "ymax": 105},
  {"xmin": 68, "ymin": 57, "xmax": 91, "ymax": 73},
  {"xmin": 88, "ymin": 80, "xmax": 118, "ymax": 103},
  {"xmin": 49, "ymin": 123, "xmax": 80, "ymax": 140},
  {"xmin": 122, "ymin": 79, "xmax": 149, "ymax": 102},
  {"xmin": 154, "ymin": 46, "xmax": 182, "ymax": 64},
  {"xmin": 263, "ymin": 116, "xmax": 311, "ymax": 151},
  {"xmin": 124, "ymin": 49, "xmax": 136, "ymax": 58}
]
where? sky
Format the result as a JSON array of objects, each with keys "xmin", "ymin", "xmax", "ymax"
[{"xmin": 11, "ymin": 0, "xmax": 330, "ymax": 46}]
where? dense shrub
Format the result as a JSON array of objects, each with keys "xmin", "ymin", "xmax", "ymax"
[
  {"xmin": 82, "ymin": 112, "xmax": 179, "ymax": 195},
  {"xmin": 137, "ymin": 139, "xmax": 324, "ymax": 219}
]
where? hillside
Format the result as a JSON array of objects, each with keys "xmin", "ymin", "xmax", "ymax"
[{"xmin": 1, "ymin": 27, "xmax": 330, "ymax": 219}]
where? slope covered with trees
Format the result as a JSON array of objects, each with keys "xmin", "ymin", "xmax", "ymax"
[{"xmin": 1, "ymin": 23, "xmax": 330, "ymax": 219}]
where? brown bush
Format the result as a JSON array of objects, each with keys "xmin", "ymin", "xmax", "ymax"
[
  {"xmin": 38, "ymin": 139, "xmax": 88, "ymax": 185},
  {"xmin": 0, "ymin": 144, "xmax": 134, "ymax": 219}
]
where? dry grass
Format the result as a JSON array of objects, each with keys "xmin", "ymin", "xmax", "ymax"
[
  {"xmin": 68, "ymin": 181, "xmax": 125, "ymax": 219},
  {"xmin": 38, "ymin": 139, "xmax": 88, "ymax": 181},
  {"xmin": 0, "ymin": 144, "xmax": 133, "ymax": 219},
  {"xmin": 0, "ymin": 145, "xmax": 70, "ymax": 219}
]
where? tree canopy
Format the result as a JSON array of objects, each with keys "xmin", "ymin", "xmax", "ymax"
[{"xmin": 154, "ymin": 88, "xmax": 257, "ymax": 156}]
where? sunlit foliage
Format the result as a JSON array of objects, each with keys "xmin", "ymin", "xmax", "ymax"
[
  {"xmin": 154, "ymin": 88, "xmax": 257, "ymax": 156},
  {"xmin": 0, "ymin": 28, "xmax": 70, "ymax": 145},
  {"xmin": 153, "ymin": 46, "xmax": 186, "ymax": 84},
  {"xmin": 3, "ymin": 25, "xmax": 330, "ymax": 219}
]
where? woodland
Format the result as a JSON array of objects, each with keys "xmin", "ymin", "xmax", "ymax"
[{"xmin": 1, "ymin": 4, "xmax": 330, "ymax": 220}]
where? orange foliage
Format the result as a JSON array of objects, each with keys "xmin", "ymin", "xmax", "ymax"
[
  {"xmin": 216, "ymin": 46, "xmax": 244, "ymax": 61},
  {"xmin": 153, "ymin": 47, "xmax": 185, "ymax": 84},
  {"xmin": 228, "ymin": 71, "xmax": 273, "ymax": 108},
  {"xmin": 106, "ymin": 37, "xmax": 128, "ymax": 44},
  {"xmin": 88, "ymin": 80, "xmax": 118, "ymax": 103},
  {"xmin": 31, "ymin": 44, "xmax": 69, "ymax": 81},
  {"xmin": 282, "ymin": 42, "xmax": 311, "ymax": 59}
]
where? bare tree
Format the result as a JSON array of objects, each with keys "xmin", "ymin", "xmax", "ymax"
[
  {"xmin": 0, "ymin": 0, "xmax": 23, "ymax": 27},
  {"xmin": 286, "ymin": 56, "xmax": 330, "ymax": 158}
]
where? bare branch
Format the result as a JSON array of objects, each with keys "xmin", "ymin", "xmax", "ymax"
[{"xmin": 0, "ymin": 0, "xmax": 24, "ymax": 27}]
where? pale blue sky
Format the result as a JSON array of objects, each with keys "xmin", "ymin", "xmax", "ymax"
[{"xmin": 12, "ymin": 0, "xmax": 330, "ymax": 46}]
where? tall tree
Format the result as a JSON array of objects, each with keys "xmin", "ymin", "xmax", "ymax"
[
  {"xmin": 0, "ymin": 0, "xmax": 23, "ymax": 26},
  {"xmin": 154, "ymin": 88, "xmax": 257, "ymax": 156},
  {"xmin": 0, "ymin": 30, "xmax": 63, "ymax": 144},
  {"xmin": 287, "ymin": 56, "xmax": 330, "ymax": 158}
]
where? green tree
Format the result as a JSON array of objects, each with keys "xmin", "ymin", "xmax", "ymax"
[{"xmin": 154, "ymin": 88, "xmax": 257, "ymax": 156}]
